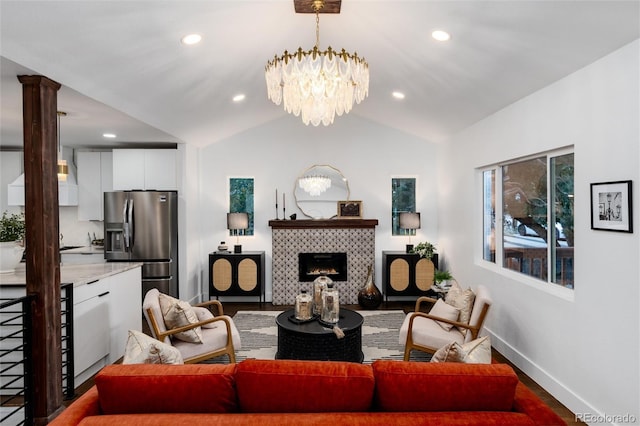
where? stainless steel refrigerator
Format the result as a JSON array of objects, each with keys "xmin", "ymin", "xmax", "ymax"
[{"xmin": 104, "ymin": 191, "xmax": 178, "ymax": 298}]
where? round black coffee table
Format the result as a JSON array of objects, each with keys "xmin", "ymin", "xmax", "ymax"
[{"xmin": 275, "ymin": 308, "xmax": 364, "ymax": 363}]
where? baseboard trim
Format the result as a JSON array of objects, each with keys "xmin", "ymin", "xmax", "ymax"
[{"xmin": 486, "ymin": 326, "xmax": 608, "ymax": 424}]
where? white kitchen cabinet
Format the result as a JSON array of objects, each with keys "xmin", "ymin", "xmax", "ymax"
[
  {"xmin": 107, "ymin": 266, "xmax": 142, "ymax": 363},
  {"xmin": 77, "ymin": 151, "xmax": 113, "ymax": 221},
  {"xmin": 0, "ymin": 151, "xmax": 23, "ymax": 213},
  {"xmin": 112, "ymin": 149, "xmax": 177, "ymax": 190},
  {"xmin": 73, "ymin": 277, "xmax": 111, "ymax": 386}
]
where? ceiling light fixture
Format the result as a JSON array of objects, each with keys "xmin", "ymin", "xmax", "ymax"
[
  {"xmin": 57, "ymin": 111, "xmax": 68, "ymax": 181},
  {"xmin": 392, "ymin": 91, "xmax": 406, "ymax": 100},
  {"xmin": 233, "ymin": 94, "xmax": 246, "ymax": 102},
  {"xmin": 265, "ymin": 0, "xmax": 369, "ymax": 126},
  {"xmin": 432, "ymin": 30, "xmax": 451, "ymax": 41},
  {"xmin": 181, "ymin": 34, "xmax": 202, "ymax": 45},
  {"xmin": 103, "ymin": 133, "xmax": 116, "ymax": 138}
]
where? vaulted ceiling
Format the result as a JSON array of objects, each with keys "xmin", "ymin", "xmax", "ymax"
[{"xmin": 1, "ymin": 1, "xmax": 638, "ymax": 149}]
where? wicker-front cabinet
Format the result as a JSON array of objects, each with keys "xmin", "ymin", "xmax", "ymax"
[
  {"xmin": 209, "ymin": 251, "xmax": 265, "ymax": 303},
  {"xmin": 381, "ymin": 251, "xmax": 439, "ymax": 302}
]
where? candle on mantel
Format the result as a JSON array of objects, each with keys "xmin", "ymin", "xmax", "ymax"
[
  {"xmin": 276, "ymin": 189, "xmax": 278, "ymax": 205},
  {"xmin": 283, "ymin": 193, "xmax": 286, "ymax": 210}
]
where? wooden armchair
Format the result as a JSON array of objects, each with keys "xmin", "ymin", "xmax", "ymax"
[
  {"xmin": 399, "ymin": 284, "xmax": 491, "ymax": 361},
  {"xmin": 143, "ymin": 289, "xmax": 241, "ymax": 363}
]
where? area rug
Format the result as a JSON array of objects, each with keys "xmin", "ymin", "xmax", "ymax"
[{"xmin": 213, "ymin": 310, "xmax": 431, "ymax": 364}]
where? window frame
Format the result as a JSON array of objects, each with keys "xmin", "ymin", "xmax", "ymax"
[{"xmin": 478, "ymin": 147, "xmax": 574, "ymax": 300}]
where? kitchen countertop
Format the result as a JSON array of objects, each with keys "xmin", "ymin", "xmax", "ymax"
[
  {"xmin": 0, "ymin": 262, "xmax": 143, "ymax": 288},
  {"xmin": 60, "ymin": 245, "xmax": 105, "ymax": 254}
]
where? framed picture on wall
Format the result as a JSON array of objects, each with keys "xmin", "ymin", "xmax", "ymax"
[
  {"xmin": 590, "ymin": 180, "xmax": 633, "ymax": 233},
  {"xmin": 337, "ymin": 201, "xmax": 362, "ymax": 218}
]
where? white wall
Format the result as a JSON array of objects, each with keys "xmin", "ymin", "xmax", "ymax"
[
  {"xmin": 195, "ymin": 115, "xmax": 440, "ymax": 303},
  {"xmin": 439, "ymin": 40, "xmax": 639, "ymax": 423}
]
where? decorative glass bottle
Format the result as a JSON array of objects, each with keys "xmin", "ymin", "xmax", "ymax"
[
  {"xmin": 321, "ymin": 282, "xmax": 340, "ymax": 323},
  {"xmin": 295, "ymin": 289, "xmax": 313, "ymax": 321},
  {"xmin": 358, "ymin": 264, "xmax": 382, "ymax": 309},
  {"xmin": 313, "ymin": 275, "xmax": 333, "ymax": 315}
]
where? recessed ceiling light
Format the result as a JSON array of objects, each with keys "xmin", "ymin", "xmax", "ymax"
[
  {"xmin": 392, "ymin": 91, "xmax": 405, "ymax": 100},
  {"xmin": 432, "ymin": 30, "xmax": 451, "ymax": 41},
  {"xmin": 103, "ymin": 133, "xmax": 116, "ymax": 138},
  {"xmin": 233, "ymin": 94, "xmax": 246, "ymax": 102},
  {"xmin": 181, "ymin": 34, "xmax": 202, "ymax": 45}
]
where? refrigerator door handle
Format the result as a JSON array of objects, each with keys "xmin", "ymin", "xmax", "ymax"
[
  {"xmin": 123, "ymin": 199, "xmax": 130, "ymax": 250},
  {"xmin": 128, "ymin": 198, "xmax": 134, "ymax": 248}
]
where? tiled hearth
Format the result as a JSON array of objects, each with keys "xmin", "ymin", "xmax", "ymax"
[{"xmin": 269, "ymin": 219, "xmax": 378, "ymax": 305}]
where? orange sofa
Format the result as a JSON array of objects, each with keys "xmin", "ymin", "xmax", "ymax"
[{"xmin": 50, "ymin": 359, "xmax": 566, "ymax": 426}]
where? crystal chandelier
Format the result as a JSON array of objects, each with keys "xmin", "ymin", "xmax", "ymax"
[
  {"xmin": 265, "ymin": 0, "xmax": 369, "ymax": 126},
  {"xmin": 299, "ymin": 175, "xmax": 331, "ymax": 196}
]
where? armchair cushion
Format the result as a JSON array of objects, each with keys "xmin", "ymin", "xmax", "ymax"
[
  {"xmin": 445, "ymin": 281, "xmax": 475, "ymax": 335},
  {"xmin": 122, "ymin": 330, "xmax": 184, "ymax": 365},
  {"xmin": 429, "ymin": 299, "xmax": 460, "ymax": 331},
  {"xmin": 158, "ymin": 293, "xmax": 203, "ymax": 343},
  {"xmin": 431, "ymin": 335, "xmax": 491, "ymax": 364},
  {"xmin": 399, "ymin": 313, "xmax": 465, "ymax": 349}
]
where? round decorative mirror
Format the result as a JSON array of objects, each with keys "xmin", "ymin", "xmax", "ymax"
[{"xmin": 294, "ymin": 165, "xmax": 350, "ymax": 219}]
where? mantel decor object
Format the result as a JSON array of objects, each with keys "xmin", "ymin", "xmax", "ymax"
[
  {"xmin": 337, "ymin": 201, "xmax": 362, "ymax": 218},
  {"xmin": 358, "ymin": 264, "xmax": 382, "ymax": 309}
]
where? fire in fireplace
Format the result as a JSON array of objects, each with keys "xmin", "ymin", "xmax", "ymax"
[{"xmin": 298, "ymin": 252, "xmax": 348, "ymax": 282}]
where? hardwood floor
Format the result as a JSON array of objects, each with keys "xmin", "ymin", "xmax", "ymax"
[{"xmin": 73, "ymin": 300, "xmax": 583, "ymax": 425}]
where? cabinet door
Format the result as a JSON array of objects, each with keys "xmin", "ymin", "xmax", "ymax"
[
  {"xmin": 77, "ymin": 152, "xmax": 103, "ymax": 220},
  {"xmin": 74, "ymin": 291, "xmax": 110, "ymax": 380},
  {"xmin": 144, "ymin": 149, "xmax": 177, "ymax": 190},
  {"xmin": 107, "ymin": 267, "xmax": 142, "ymax": 363},
  {"xmin": 112, "ymin": 149, "xmax": 145, "ymax": 190}
]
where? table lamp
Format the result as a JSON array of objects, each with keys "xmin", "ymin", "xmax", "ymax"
[
  {"xmin": 399, "ymin": 212, "xmax": 420, "ymax": 253},
  {"xmin": 227, "ymin": 212, "xmax": 249, "ymax": 253}
]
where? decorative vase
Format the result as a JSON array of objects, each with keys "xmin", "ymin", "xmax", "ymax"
[
  {"xmin": 321, "ymin": 282, "xmax": 339, "ymax": 323},
  {"xmin": 0, "ymin": 241, "xmax": 24, "ymax": 274},
  {"xmin": 295, "ymin": 288, "xmax": 313, "ymax": 320},
  {"xmin": 313, "ymin": 276, "xmax": 332, "ymax": 315},
  {"xmin": 358, "ymin": 265, "xmax": 382, "ymax": 309}
]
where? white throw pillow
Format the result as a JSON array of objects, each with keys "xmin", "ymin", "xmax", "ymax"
[
  {"xmin": 429, "ymin": 298, "xmax": 460, "ymax": 331},
  {"xmin": 192, "ymin": 306, "xmax": 220, "ymax": 329},
  {"xmin": 122, "ymin": 330, "xmax": 184, "ymax": 364},
  {"xmin": 158, "ymin": 293, "xmax": 203, "ymax": 343},
  {"xmin": 430, "ymin": 335, "xmax": 491, "ymax": 364},
  {"xmin": 445, "ymin": 280, "xmax": 475, "ymax": 335}
]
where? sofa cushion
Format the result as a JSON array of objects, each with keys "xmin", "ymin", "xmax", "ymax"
[
  {"xmin": 372, "ymin": 360, "xmax": 518, "ymax": 412},
  {"xmin": 95, "ymin": 364, "xmax": 237, "ymax": 414},
  {"xmin": 236, "ymin": 359, "xmax": 375, "ymax": 413},
  {"xmin": 122, "ymin": 329, "xmax": 184, "ymax": 364}
]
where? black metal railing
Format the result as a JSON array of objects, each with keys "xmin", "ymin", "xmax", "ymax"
[
  {"xmin": 0, "ymin": 283, "xmax": 74, "ymax": 426},
  {"xmin": 0, "ymin": 294, "xmax": 34, "ymax": 426}
]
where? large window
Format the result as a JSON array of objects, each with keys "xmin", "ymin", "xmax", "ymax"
[{"xmin": 482, "ymin": 150, "xmax": 574, "ymax": 288}]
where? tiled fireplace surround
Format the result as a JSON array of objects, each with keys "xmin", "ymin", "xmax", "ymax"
[{"xmin": 269, "ymin": 219, "xmax": 378, "ymax": 305}]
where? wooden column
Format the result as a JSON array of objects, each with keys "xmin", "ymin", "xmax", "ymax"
[{"xmin": 18, "ymin": 75, "xmax": 64, "ymax": 424}]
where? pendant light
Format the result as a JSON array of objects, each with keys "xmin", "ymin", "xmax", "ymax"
[{"xmin": 57, "ymin": 111, "xmax": 68, "ymax": 181}]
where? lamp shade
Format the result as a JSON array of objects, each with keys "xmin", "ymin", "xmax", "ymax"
[
  {"xmin": 227, "ymin": 212, "xmax": 249, "ymax": 230},
  {"xmin": 399, "ymin": 212, "xmax": 421, "ymax": 230}
]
